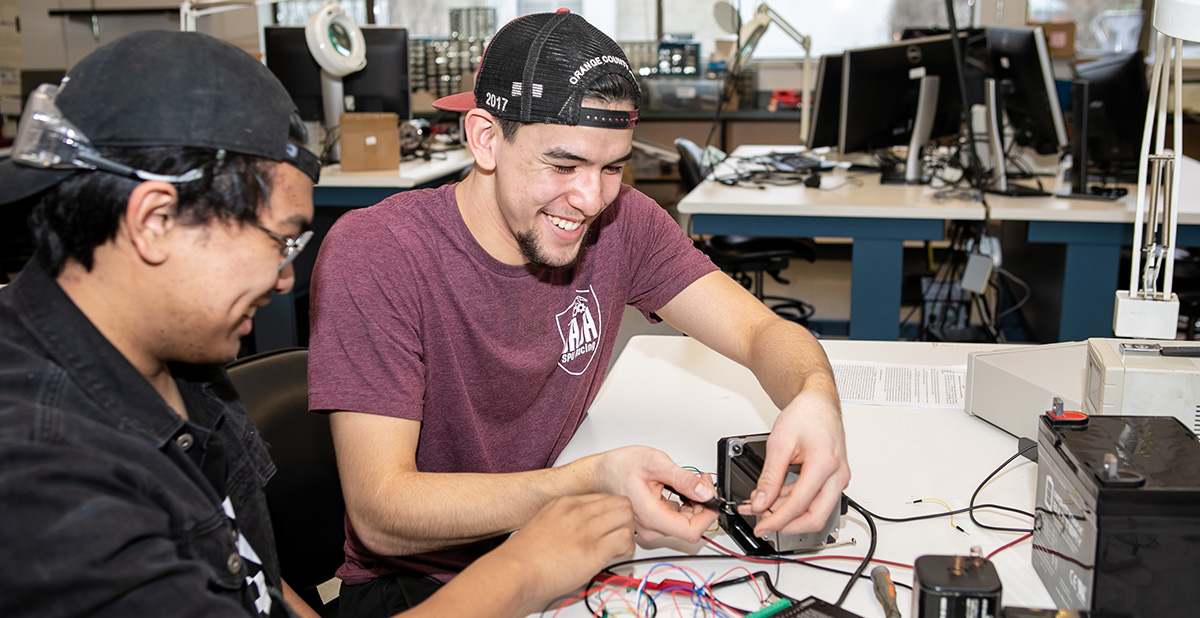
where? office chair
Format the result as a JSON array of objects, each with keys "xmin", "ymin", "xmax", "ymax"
[
  {"xmin": 674, "ymin": 138, "xmax": 817, "ymax": 325},
  {"xmin": 0, "ymin": 203, "xmax": 36, "ymax": 284},
  {"xmin": 225, "ymin": 348, "xmax": 343, "ymax": 618}
]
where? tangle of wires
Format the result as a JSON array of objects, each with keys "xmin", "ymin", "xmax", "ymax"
[
  {"xmin": 546, "ymin": 441, "xmax": 1035, "ymax": 617},
  {"xmin": 898, "ymin": 220, "xmax": 1034, "ymax": 343}
]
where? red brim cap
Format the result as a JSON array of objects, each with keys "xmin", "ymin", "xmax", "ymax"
[{"xmin": 432, "ymin": 90, "xmax": 476, "ymax": 113}]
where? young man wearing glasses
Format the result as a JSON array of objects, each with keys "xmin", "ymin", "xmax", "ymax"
[{"xmin": 0, "ymin": 30, "xmax": 633, "ymax": 618}]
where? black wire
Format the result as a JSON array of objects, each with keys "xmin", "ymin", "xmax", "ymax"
[
  {"xmin": 857, "ymin": 502, "xmax": 1033, "ymax": 523},
  {"xmin": 708, "ymin": 572, "xmax": 767, "ymax": 615},
  {"xmin": 942, "ymin": 0, "xmax": 991, "ymax": 229},
  {"xmin": 835, "ymin": 498, "xmax": 876, "ymax": 606},
  {"xmin": 969, "ymin": 441, "xmax": 1039, "ymax": 533}
]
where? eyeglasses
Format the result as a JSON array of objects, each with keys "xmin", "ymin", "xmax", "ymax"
[{"xmin": 252, "ymin": 223, "xmax": 314, "ymax": 272}]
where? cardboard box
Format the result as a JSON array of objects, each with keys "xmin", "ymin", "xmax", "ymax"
[
  {"xmin": 1032, "ymin": 22, "xmax": 1076, "ymax": 58},
  {"xmin": 339, "ymin": 112, "xmax": 400, "ymax": 172}
]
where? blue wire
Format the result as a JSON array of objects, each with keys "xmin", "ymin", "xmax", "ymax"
[{"xmin": 638, "ymin": 563, "xmax": 703, "ymax": 616}]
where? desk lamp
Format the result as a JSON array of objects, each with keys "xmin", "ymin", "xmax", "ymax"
[
  {"xmin": 305, "ymin": 1, "xmax": 367, "ymax": 153},
  {"xmin": 1112, "ymin": 0, "xmax": 1200, "ymax": 339},
  {"xmin": 714, "ymin": 2, "xmax": 812, "ymax": 145}
]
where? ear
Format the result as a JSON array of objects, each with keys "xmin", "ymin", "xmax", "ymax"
[
  {"xmin": 123, "ymin": 180, "xmax": 180, "ymax": 267},
  {"xmin": 463, "ymin": 108, "xmax": 500, "ymax": 172}
]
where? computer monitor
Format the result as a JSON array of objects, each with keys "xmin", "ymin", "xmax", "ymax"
[
  {"xmin": 807, "ymin": 53, "xmax": 843, "ymax": 150},
  {"xmin": 986, "ymin": 26, "xmax": 1067, "ymax": 155},
  {"xmin": 839, "ymin": 34, "xmax": 966, "ymax": 156},
  {"xmin": 264, "ymin": 26, "xmax": 412, "ymax": 123},
  {"xmin": 1074, "ymin": 51, "xmax": 1148, "ymax": 182}
]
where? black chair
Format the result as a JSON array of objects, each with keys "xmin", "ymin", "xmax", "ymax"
[
  {"xmin": 226, "ymin": 348, "xmax": 343, "ymax": 618},
  {"xmin": 674, "ymin": 138, "xmax": 818, "ymax": 325},
  {"xmin": 0, "ymin": 202, "xmax": 36, "ymax": 284}
]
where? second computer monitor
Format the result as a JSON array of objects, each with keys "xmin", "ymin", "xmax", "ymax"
[
  {"xmin": 807, "ymin": 53, "xmax": 843, "ymax": 150},
  {"xmin": 1074, "ymin": 51, "xmax": 1149, "ymax": 181},
  {"xmin": 986, "ymin": 26, "xmax": 1067, "ymax": 155},
  {"xmin": 839, "ymin": 34, "xmax": 965, "ymax": 155},
  {"xmin": 264, "ymin": 25, "xmax": 412, "ymax": 123}
]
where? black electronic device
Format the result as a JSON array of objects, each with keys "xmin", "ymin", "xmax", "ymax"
[
  {"xmin": 911, "ymin": 551, "xmax": 1002, "ymax": 618},
  {"xmin": 839, "ymin": 34, "xmax": 966, "ymax": 156},
  {"xmin": 716, "ymin": 433, "xmax": 842, "ymax": 556},
  {"xmin": 1072, "ymin": 51, "xmax": 1149, "ymax": 185},
  {"xmin": 807, "ymin": 53, "xmax": 843, "ymax": 150},
  {"xmin": 1033, "ymin": 414, "xmax": 1200, "ymax": 616},
  {"xmin": 264, "ymin": 26, "xmax": 412, "ymax": 123},
  {"xmin": 985, "ymin": 26, "xmax": 1067, "ymax": 156}
]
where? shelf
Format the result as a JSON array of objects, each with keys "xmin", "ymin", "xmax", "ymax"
[{"xmin": 48, "ymin": 8, "xmax": 178, "ymax": 17}]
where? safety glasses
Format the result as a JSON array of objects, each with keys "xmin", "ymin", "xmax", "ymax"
[{"xmin": 13, "ymin": 82, "xmax": 205, "ymax": 184}]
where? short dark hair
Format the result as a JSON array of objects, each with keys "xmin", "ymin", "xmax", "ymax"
[
  {"xmin": 496, "ymin": 73, "xmax": 640, "ymax": 141},
  {"xmin": 29, "ymin": 117, "xmax": 308, "ymax": 273}
]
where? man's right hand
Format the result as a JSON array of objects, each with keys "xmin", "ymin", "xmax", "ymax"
[
  {"xmin": 492, "ymin": 494, "xmax": 635, "ymax": 604},
  {"xmin": 588, "ymin": 445, "xmax": 720, "ymax": 543}
]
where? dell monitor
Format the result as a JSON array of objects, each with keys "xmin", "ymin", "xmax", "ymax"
[
  {"xmin": 986, "ymin": 26, "xmax": 1068, "ymax": 156},
  {"xmin": 807, "ymin": 53, "xmax": 843, "ymax": 150},
  {"xmin": 840, "ymin": 34, "xmax": 967, "ymax": 183},
  {"xmin": 264, "ymin": 26, "xmax": 412, "ymax": 124}
]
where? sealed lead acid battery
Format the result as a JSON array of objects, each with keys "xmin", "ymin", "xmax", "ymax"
[{"xmin": 1033, "ymin": 414, "xmax": 1200, "ymax": 616}]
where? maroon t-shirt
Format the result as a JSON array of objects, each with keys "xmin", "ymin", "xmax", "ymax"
[{"xmin": 308, "ymin": 182, "xmax": 716, "ymax": 584}]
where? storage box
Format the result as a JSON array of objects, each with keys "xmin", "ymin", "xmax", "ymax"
[
  {"xmin": 339, "ymin": 112, "xmax": 399, "ymax": 172},
  {"xmin": 1031, "ymin": 22, "xmax": 1076, "ymax": 58}
]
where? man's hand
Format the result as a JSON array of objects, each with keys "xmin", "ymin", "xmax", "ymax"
[
  {"xmin": 590, "ymin": 446, "xmax": 719, "ymax": 543},
  {"xmin": 744, "ymin": 383, "xmax": 850, "ymax": 537},
  {"xmin": 489, "ymin": 494, "xmax": 635, "ymax": 605}
]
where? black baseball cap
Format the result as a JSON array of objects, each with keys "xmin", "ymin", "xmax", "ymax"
[
  {"xmin": 0, "ymin": 29, "xmax": 320, "ymax": 206},
  {"xmin": 433, "ymin": 9, "xmax": 640, "ymax": 130}
]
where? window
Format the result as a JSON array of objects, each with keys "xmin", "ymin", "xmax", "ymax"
[
  {"xmin": 1027, "ymin": 0, "xmax": 1144, "ymax": 56},
  {"xmin": 723, "ymin": 0, "xmax": 979, "ymax": 60},
  {"xmin": 275, "ymin": 1, "xmax": 370, "ymax": 26}
]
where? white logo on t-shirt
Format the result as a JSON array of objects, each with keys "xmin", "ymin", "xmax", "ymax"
[{"xmin": 556, "ymin": 287, "xmax": 602, "ymax": 375}]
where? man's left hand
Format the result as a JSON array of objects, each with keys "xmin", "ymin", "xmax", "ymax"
[{"xmin": 742, "ymin": 386, "xmax": 850, "ymax": 537}]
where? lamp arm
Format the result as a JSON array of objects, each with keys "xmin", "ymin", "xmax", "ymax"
[
  {"xmin": 180, "ymin": 0, "xmax": 284, "ymax": 32},
  {"xmin": 757, "ymin": 5, "xmax": 812, "ymax": 144},
  {"xmin": 762, "ymin": 5, "xmax": 811, "ymax": 52}
]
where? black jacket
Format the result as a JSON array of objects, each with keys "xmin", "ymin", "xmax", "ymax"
[{"xmin": 0, "ymin": 259, "xmax": 293, "ymax": 618}]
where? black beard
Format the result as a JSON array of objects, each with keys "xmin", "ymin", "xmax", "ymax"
[{"xmin": 516, "ymin": 224, "xmax": 594, "ymax": 271}]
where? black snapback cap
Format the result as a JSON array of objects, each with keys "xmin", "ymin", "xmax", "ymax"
[
  {"xmin": 433, "ymin": 9, "xmax": 640, "ymax": 129},
  {"xmin": 0, "ymin": 29, "xmax": 319, "ymax": 206}
]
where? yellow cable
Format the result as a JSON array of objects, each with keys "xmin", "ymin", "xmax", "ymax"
[{"xmin": 915, "ymin": 497, "xmax": 965, "ymax": 532}]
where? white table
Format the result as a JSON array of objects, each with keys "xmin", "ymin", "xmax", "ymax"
[
  {"xmin": 312, "ymin": 147, "xmax": 475, "ymax": 206},
  {"xmin": 679, "ymin": 145, "xmax": 1200, "ymax": 341},
  {"xmin": 547, "ymin": 335, "xmax": 1054, "ymax": 617}
]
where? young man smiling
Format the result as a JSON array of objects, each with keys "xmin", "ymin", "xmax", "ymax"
[
  {"xmin": 0, "ymin": 29, "xmax": 634, "ymax": 618},
  {"xmin": 308, "ymin": 10, "xmax": 850, "ymax": 617}
]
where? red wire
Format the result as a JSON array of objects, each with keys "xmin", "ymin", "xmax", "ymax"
[
  {"xmin": 712, "ymin": 565, "xmax": 767, "ymax": 604},
  {"xmin": 986, "ymin": 532, "xmax": 1033, "ymax": 559},
  {"xmin": 705, "ymin": 536, "xmax": 915, "ymax": 570}
]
